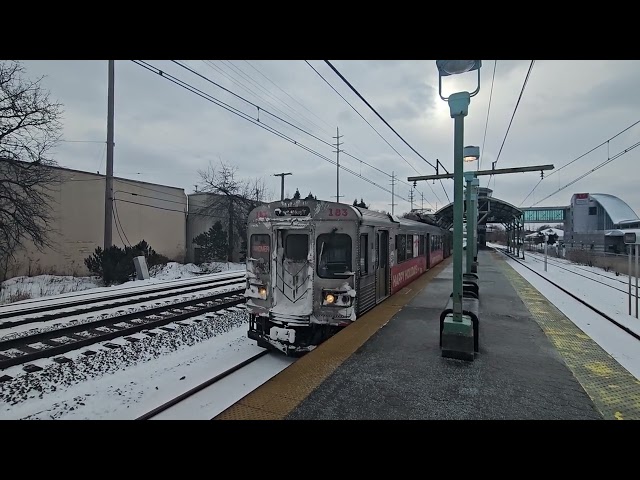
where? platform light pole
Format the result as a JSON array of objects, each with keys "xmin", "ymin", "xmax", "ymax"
[{"xmin": 436, "ymin": 61, "xmax": 482, "ymax": 334}]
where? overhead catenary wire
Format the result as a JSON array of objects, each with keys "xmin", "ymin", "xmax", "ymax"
[
  {"xmin": 486, "ymin": 60, "xmax": 535, "ymax": 189},
  {"xmin": 241, "ymin": 60, "xmax": 335, "ymax": 138},
  {"xmin": 177, "ymin": 60, "xmax": 410, "ymax": 203},
  {"xmin": 321, "ymin": 60, "xmax": 451, "ymax": 205},
  {"xmin": 221, "ymin": 60, "xmax": 323, "ymax": 136},
  {"xmin": 304, "ymin": 60, "xmax": 443, "ymax": 206},
  {"xmin": 323, "ymin": 60, "xmax": 437, "ymax": 171},
  {"xmin": 531, "ymin": 140, "xmax": 640, "ymax": 206},
  {"xmin": 479, "ymin": 60, "xmax": 497, "ymax": 171},
  {"xmin": 519, "ymin": 118, "xmax": 640, "ymax": 206},
  {"xmin": 173, "ymin": 60, "xmax": 335, "ymax": 150},
  {"xmin": 205, "ymin": 60, "xmax": 317, "ymax": 139},
  {"xmin": 132, "ymin": 61, "xmax": 409, "ymax": 203}
]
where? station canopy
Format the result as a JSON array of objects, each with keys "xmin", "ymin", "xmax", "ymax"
[{"xmin": 433, "ymin": 197, "xmax": 524, "ymax": 230}]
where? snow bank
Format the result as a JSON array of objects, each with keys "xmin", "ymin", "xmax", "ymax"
[{"xmin": 0, "ymin": 261, "xmax": 246, "ymax": 305}]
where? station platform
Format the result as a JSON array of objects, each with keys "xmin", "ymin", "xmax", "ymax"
[{"xmin": 215, "ymin": 249, "xmax": 640, "ymax": 420}]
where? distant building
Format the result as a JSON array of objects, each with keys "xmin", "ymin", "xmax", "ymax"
[
  {"xmin": 565, "ymin": 192, "xmax": 640, "ymax": 254},
  {"xmin": 2, "ymin": 163, "xmax": 187, "ymax": 280},
  {"xmin": 187, "ymin": 192, "xmax": 265, "ymax": 264}
]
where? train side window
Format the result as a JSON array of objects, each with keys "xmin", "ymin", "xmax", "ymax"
[
  {"xmin": 397, "ymin": 234, "xmax": 406, "ymax": 263},
  {"xmin": 317, "ymin": 233, "xmax": 352, "ymax": 279},
  {"xmin": 250, "ymin": 234, "xmax": 270, "ymax": 273},
  {"xmin": 418, "ymin": 235, "xmax": 425, "ymax": 255},
  {"xmin": 406, "ymin": 234, "xmax": 414, "ymax": 258},
  {"xmin": 360, "ymin": 234, "xmax": 368, "ymax": 275},
  {"xmin": 285, "ymin": 234, "xmax": 308, "ymax": 261}
]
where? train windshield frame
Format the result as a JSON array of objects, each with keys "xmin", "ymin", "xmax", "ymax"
[
  {"xmin": 316, "ymin": 233, "xmax": 352, "ymax": 279},
  {"xmin": 285, "ymin": 234, "xmax": 309, "ymax": 262}
]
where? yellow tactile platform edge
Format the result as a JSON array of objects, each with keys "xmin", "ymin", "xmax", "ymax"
[
  {"xmin": 495, "ymin": 251, "xmax": 640, "ymax": 420},
  {"xmin": 214, "ymin": 257, "xmax": 452, "ymax": 420}
]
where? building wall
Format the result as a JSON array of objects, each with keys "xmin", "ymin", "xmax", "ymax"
[{"xmin": 5, "ymin": 166, "xmax": 187, "ymax": 278}]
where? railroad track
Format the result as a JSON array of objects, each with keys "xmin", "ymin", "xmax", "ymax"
[
  {"xmin": 495, "ymin": 246, "xmax": 640, "ymax": 342},
  {"xmin": 0, "ymin": 288, "xmax": 247, "ymax": 371},
  {"xmin": 523, "ymin": 250, "xmax": 630, "ymax": 288},
  {"xmin": 0, "ymin": 271, "xmax": 246, "ymax": 327},
  {"xmin": 136, "ymin": 350, "xmax": 270, "ymax": 420}
]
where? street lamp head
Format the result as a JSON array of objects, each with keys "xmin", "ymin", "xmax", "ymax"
[
  {"xmin": 463, "ymin": 145, "xmax": 480, "ymax": 163},
  {"xmin": 436, "ymin": 60, "xmax": 482, "ymax": 101},
  {"xmin": 436, "ymin": 60, "xmax": 482, "ymax": 77}
]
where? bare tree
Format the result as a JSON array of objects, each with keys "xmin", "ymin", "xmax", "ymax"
[
  {"xmin": 196, "ymin": 160, "xmax": 271, "ymax": 262},
  {"xmin": 0, "ymin": 60, "xmax": 63, "ymax": 280}
]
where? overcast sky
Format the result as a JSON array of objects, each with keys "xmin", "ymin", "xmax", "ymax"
[{"xmin": 18, "ymin": 59, "xmax": 640, "ymax": 222}]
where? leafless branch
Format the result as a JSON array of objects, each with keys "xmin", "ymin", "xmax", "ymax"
[{"xmin": 0, "ymin": 60, "xmax": 63, "ymax": 277}]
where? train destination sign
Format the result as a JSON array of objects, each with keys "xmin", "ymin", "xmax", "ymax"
[{"xmin": 275, "ymin": 206, "xmax": 310, "ymax": 216}]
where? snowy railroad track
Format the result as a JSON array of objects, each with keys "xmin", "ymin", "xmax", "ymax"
[
  {"xmin": 523, "ymin": 250, "xmax": 630, "ymax": 292},
  {"xmin": 495, "ymin": 247, "xmax": 640, "ymax": 342},
  {"xmin": 0, "ymin": 290, "xmax": 247, "ymax": 371},
  {"xmin": 136, "ymin": 350, "xmax": 295, "ymax": 420},
  {"xmin": 0, "ymin": 272, "xmax": 246, "ymax": 327},
  {"xmin": 136, "ymin": 350, "xmax": 269, "ymax": 420}
]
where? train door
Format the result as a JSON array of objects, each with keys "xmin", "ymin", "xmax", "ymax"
[
  {"xmin": 426, "ymin": 233, "xmax": 431, "ymax": 268},
  {"xmin": 376, "ymin": 230, "xmax": 389, "ymax": 300}
]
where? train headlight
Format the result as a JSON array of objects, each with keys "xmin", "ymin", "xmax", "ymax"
[
  {"xmin": 258, "ymin": 287, "xmax": 267, "ymax": 299},
  {"xmin": 322, "ymin": 290, "xmax": 353, "ymax": 307}
]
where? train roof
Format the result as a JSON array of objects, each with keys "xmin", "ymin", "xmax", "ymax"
[{"xmin": 248, "ymin": 199, "xmax": 448, "ymax": 233}]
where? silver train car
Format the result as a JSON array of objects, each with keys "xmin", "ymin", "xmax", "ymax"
[{"xmin": 245, "ymin": 199, "xmax": 451, "ymax": 355}]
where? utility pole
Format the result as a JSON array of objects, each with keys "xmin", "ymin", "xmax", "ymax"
[
  {"xmin": 409, "ymin": 188, "xmax": 414, "ymax": 211},
  {"xmin": 104, "ymin": 60, "xmax": 115, "ymax": 251},
  {"xmin": 421, "ymin": 192, "xmax": 424, "ymax": 211},
  {"xmin": 333, "ymin": 127, "xmax": 343, "ymax": 202},
  {"xmin": 389, "ymin": 171, "xmax": 397, "ymax": 215},
  {"xmin": 273, "ymin": 172, "xmax": 292, "ymax": 201}
]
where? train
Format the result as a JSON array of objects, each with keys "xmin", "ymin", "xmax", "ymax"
[{"xmin": 244, "ymin": 198, "xmax": 452, "ymax": 355}]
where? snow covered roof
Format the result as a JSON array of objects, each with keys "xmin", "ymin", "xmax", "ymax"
[
  {"xmin": 525, "ymin": 228, "xmax": 564, "ymax": 239},
  {"xmin": 590, "ymin": 193, "xmax": 639, "ymax": 225}
]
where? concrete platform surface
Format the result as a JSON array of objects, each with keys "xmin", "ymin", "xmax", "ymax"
[{"xmin": 285, "ymin": 250, "xmax": 603, "ymax": 420}]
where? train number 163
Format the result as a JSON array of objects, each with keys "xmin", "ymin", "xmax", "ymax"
[{"xmin": 329, "ymin": 208, "xmax": 349, "ymax": 217}]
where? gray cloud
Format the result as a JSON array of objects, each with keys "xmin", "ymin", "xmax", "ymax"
[{"xmin": 15, "ymin": 59, "xmax": 640, "ymax": 219}]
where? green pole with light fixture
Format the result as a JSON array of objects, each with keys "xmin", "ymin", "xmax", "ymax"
[{"xmin": 436, "ymin": 60, "xmax": 482, "ymax": 361}]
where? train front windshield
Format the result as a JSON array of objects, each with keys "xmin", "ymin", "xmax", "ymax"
[{"xmin": 316, "ymin": 233, "xmax": 352, "ymax": 278}]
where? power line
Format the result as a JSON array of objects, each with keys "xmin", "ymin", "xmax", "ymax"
[
  {"xmin": 531, "ymin": 140, "xmax": 640, "ymax": 206},
  {"xmin": 519, "ymin": 118, "xmax": 640, "ymax": 206},
  {"xmin": 304, "ymin": 60, "xmax": 441, "ymax": 205},
  {"xmin": 222, "ymin": 60, "xmax": 322, "ymax": 136},
  {"xmin": 486, "ymin": 60, "xmax": 535, "ymax": 191},
  {"xmin": 493, "ymin": 60, "xmax": 535, "ymax": 167},
  {"xmin": 479, "ymin": 60, "xmax": 497, "ymax": 171},
  {"xmin": 115, "ymin": 190, "xmax": 187, "ymax": 206},
  {"xmin": 178, "ymin": 60, "xmax": 404, "ymax": 194},
  {"xmin": 115, "ymin": 197, "xmax": 217, "ymax": 216},
  {"xmin": 132, "ymin": 60, "xmax": 409, "ymax": 203},
  {"xmin": 323, "ymin": 60, "xmax": 437, "ymax": 171},
  {"xmin": 173, "ymin": 60, "xmax": 334, "ymax": 150},
  {"xmin": 242, "ymin": 60, "xmax": 335, "ymax": 137},
  {"xmin": 318, "ymin": 60, "xmax": 450, "ymax": 205},
  {"xmin": 304, "ymin": 61, "xmax": 423, "ymax": 174},
  {"xmin": 204, "ymin": 60, "xmax": 317, "ymax": 140}
]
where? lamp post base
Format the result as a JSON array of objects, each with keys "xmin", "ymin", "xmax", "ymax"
[{"xmin": 441, "ymin": 314, "xmax": 475, "ymax": 361}]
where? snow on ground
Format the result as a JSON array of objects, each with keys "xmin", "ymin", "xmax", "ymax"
[
  {"xmin": 150, "ymin": 353, "xmax": 294, "ymax": 420},
  {"xmin": 0, "ymin": 308, "xmax": 271, "ymax": 420},
  {"xmin": 0, "ymin": 283, "xmax": 243, "ymax": 342},
  {"xmin": 488, "ymin": 243, "xmax": 640, "ymax": 380},
  {"xmin": 0, "ymin": 261, "xmax": 245, "ymax": 306},
  {"xmin": 0, "ymin": 275, "xmax": 102, "ymax": 305}
]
